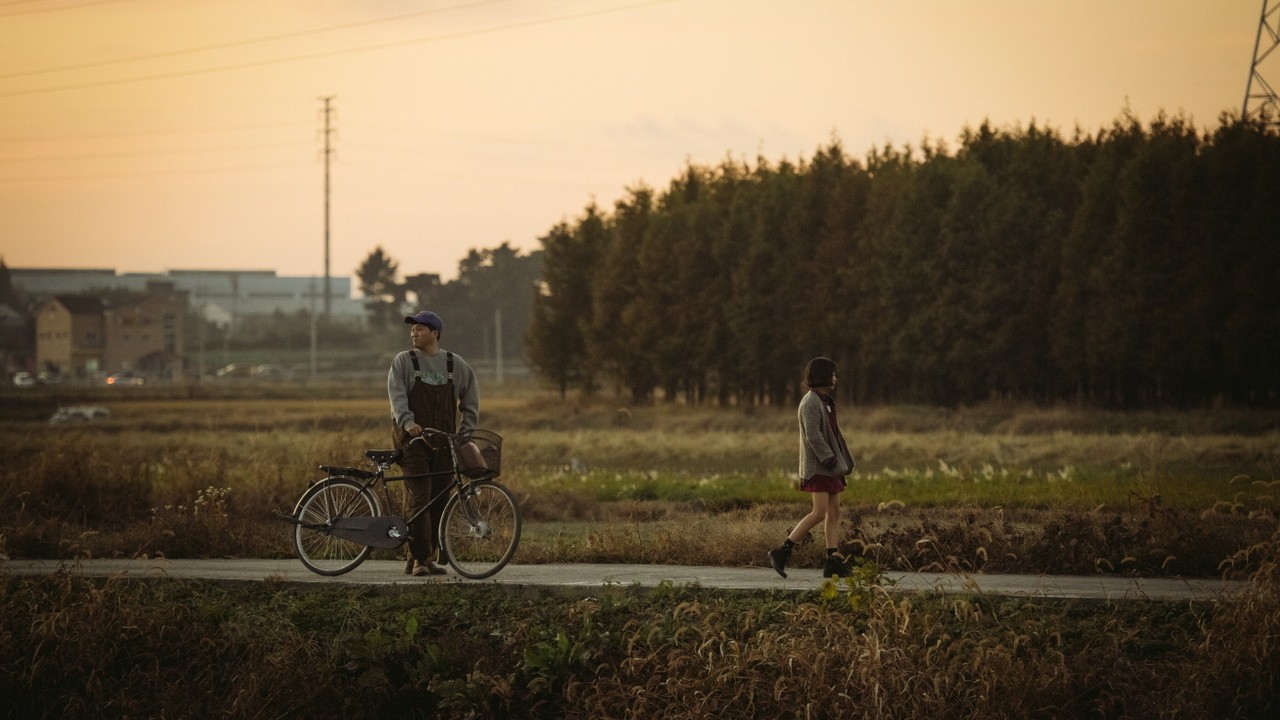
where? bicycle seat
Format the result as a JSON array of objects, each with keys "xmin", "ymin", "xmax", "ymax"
[
  {"xmin": 318, "ymin": 465, "xmax": 376, "ymax": 479},
  {"xmin": 365, "ymin": 449, "xmax": 400, "ymax": 464}
]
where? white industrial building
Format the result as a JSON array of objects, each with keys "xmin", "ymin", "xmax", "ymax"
[{"xmin": 11, "ymin": 268, "xmax": 366, "ymax": 326}]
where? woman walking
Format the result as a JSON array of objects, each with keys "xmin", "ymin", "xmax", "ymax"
[{"xmin": 769, "ymin": 357, "xmax": 855, "ymax": 578}]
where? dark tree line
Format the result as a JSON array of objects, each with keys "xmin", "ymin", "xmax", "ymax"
[
  {"xmin": 527, "ymin": 112, "xmax": 1280, "ymax": 407},
  {"xmin": 359, "ymin": 241, "xmax": 542, "ymax": 364}
]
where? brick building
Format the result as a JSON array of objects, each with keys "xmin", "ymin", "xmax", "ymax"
[
  {"xmin": 35, "ymin": 289, "xmax": 187, "ymax": 380},
  {"xmin": 102, "ymin": 293, "xmax": 186, "ymax": 379}
]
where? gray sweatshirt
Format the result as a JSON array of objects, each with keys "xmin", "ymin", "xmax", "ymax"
[{"xmin": 387, "ymin": 348, "xmax": 479, "ymax": 437}]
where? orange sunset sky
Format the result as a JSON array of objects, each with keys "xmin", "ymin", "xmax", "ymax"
[{"xmin": 0, "ymin": 0, "xmax": 1270, "ymax": 289}]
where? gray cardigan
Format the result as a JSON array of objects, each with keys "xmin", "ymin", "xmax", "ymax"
[{"xmin": 797, "ymin": 390, "xmax": 854, "ymax": 480}]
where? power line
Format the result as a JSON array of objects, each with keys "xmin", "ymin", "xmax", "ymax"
[
  {"xmin": 0, "ymin": 119, "xmax": 313, "ymax": 145},
  {"xmin": 0, "ymin": 119, "xmax": 314, "ymax": 146},
  {"xmin": 0, "ymin": 160, "xmax": 312, "ymax": 184},
  {"xmin": 0, "ymin": 0, "xmax": 130, "ymax": 17},
  {"xmin": 0, "ymin": 0, "xmax": 507, "ymax": 79},
  {"xmin": 0, "ymin": 0, "xmax": 683, "ymax": 98},
  {"xmin": 0, "ymin": 139, "xmax": 312, "ymax": 164}
]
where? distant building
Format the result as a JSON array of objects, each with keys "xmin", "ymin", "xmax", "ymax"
[
  {"xmin": 35, "ymin": 295, "xmax": 106, "ymax": 377},
  {"xmin": 102, "ymin": 292, "xmax": 187, "ymax": 379},
  {"xmin": 11, "ymin": 267, "xmax": 365, "ymax": 327},
  {"xmin": 35, "ymin": 289, "xmax": 188, "ymax": 379}
]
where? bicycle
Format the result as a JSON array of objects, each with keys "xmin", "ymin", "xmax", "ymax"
[{"xmin": 281, "ymin": 428, "xmax": 521, "ymax": 579}]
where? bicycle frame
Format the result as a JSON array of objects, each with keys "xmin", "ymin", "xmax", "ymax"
[
  {"xmin": 289, "ymin": 428, "xmax": 519, "ymax": 578},
  {"xmin": 307, "ymin": 435, "xmax": 470, "ymax": 540}
]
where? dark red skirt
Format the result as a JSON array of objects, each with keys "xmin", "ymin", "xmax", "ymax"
[{"xmin": 799, "ymin": 474, "xmax": 847, "ymax": 494}]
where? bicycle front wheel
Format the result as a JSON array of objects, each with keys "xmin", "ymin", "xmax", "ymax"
[
  {"xmin": 292, "ymin": 476, "xmax": 381, "ymax": 576},
  {"xmin": 440, "ymin": 480, "xmax": 522, "ymax": 579}
]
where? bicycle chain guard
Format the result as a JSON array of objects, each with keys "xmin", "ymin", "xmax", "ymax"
[{"xmin": 328, "ymin": 516, "xmax": 410, "ymax": 549}]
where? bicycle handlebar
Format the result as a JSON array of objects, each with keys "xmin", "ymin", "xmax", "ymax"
[{"xmin": 407, "ymin": 428, "xmax": 462, "ymax": 445}]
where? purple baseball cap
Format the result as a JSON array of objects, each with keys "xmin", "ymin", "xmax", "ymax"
[{"xmin": 404, "ymin": 311, "xmax": 442, "ymax": 331}]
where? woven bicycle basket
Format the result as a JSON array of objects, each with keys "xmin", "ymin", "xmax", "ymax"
[{"xmin": 459, "ymin": 429, "xmax": 502, "ymax": 478}]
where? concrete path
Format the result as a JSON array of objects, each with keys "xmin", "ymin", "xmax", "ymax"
[{"xmin": 2, "ymin": 558, "xmax": 1249, "ymax": 602}]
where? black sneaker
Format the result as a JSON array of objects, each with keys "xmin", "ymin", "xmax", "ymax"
[
  {"xmin": 768, "ymin": 546, "xmax": 791, "ymax": 578},
  {"xmin": 822, "ymin": 554, "xmax": 850, "ymax": 578}
]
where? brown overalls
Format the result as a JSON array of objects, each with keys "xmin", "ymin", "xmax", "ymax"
[{"xmin": 393, "ymin": 350, "xmax": 457, "ymax": 565}]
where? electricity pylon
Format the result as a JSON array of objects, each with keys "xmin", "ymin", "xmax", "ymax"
[{"xmin": 1243, "ymin": 0, "xmax": 1280, "ymax": 125}]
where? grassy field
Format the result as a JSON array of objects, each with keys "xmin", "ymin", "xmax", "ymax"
[
  {"xmin": 2, "ymin": 386, "xmax": 1278, "ymax": 718},
  {"xmin": 1, "ymin": 385, "xmax": 1277, "ymax": 576}
]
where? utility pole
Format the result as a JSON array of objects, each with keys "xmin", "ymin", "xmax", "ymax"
[
  {"xmin": 1243, "ymin": 0, "xmax": 1280, "ymax": 125},
  {"xmin": 495, "ymin": 306, "xmax": 504, "ymax": 385},
  {"xmin": 309, "ymin": 277, "xmax": 318, "ymax": 382},
  {"xmin": 195, "ymin": 290, "xmax": 204, "ymax": 380},
  {"xmin": 319, "ymin": 96, "xmax": 336, "ymax": 321}
]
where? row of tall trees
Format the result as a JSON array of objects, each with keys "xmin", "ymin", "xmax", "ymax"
[
  {"xmin": 358, "ymin": 242, "xmax": 542, "ymax": 363},
  {"xmin": 528, "ymin": 113, "xmax": 1280, "ymax": 407}
]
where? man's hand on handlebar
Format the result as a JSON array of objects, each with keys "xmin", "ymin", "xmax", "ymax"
[{"xmin": 406, "ymin": 425, "xmax": 451, "ymax": 443}]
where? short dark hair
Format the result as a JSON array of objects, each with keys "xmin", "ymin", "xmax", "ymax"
[{"xmin": 803, "ymin": 357, "xmax": 836, "ymax": 389}]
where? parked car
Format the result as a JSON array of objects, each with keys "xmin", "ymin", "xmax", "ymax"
[
  {"xmin": 49, "ymin": 406, "xmax": 111, "ymax": 424},
  {"xmin": 12, "ymin": 371, "xmax": 35, "ymax": 387},
  {"xmin": 213, "ymin": 364, "xmax": 253, "ymax": 378},
  {"xmin": 250, "ymin": 364, "xmax": 293, "ymax": 379},
  {"xmin": 105, "ymin": 371, "xmax": 145, "ymax": 386}
]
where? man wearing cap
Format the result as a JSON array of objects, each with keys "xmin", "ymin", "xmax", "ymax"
[{"xmin": 388, "ymin": 310, "xmax": 480, "ymax": 576}]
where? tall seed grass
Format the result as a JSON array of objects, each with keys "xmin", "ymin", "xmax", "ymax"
[{"xmin": 2, "ymin": 529, "xmax": 1276, "ymax": 719}]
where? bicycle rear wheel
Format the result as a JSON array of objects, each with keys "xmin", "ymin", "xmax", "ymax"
[
  {"xmin": 440, "ymin": 480, "xmax": 521, "ymax": 579},
  {"xmin": 292, "ymin": 477, "xmax": 381, "ymax": 576}
]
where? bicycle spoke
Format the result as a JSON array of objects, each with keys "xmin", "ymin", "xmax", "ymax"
[
  {"xmin": 292, "ymin": 478, "xmax": 379, "ymax": 576},
  {"xmin": 441, "ymin": 481, "xmax": 521, "ymax": 580}
]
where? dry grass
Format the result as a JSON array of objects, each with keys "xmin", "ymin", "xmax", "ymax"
[{"xmin": 1, "ymin": 389, "xmax": 1277, "ymax": 577}]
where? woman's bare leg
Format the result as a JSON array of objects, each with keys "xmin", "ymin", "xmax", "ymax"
[
  {"xmin": 824, "ymin": 492, "xmax": 841, "ymax": 549},
  {"xmin": 787, "ymin": 492, "xmax": 830, "ymax": 544}
]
